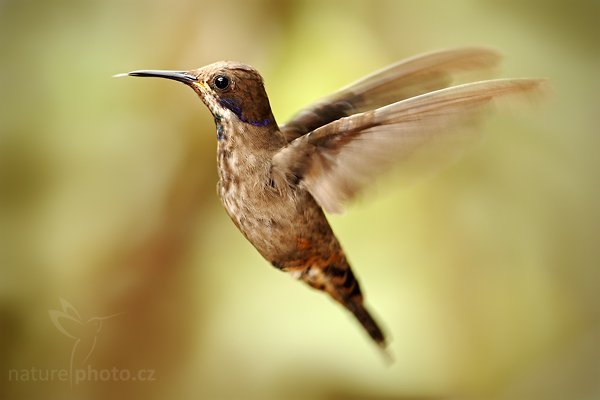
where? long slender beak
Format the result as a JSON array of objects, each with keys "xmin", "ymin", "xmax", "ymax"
[{"xmin": 116, "ymin": 70, "xmax": 198, "ymax": 84}]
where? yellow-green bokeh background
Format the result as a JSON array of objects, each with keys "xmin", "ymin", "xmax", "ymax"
[{"xmin": 1, "ymin": 1, "xmax": 598, "ymax": 399}]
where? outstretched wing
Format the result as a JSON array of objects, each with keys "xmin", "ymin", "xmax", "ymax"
[
  {"xmin": 280, "ymin": 47, "xmax": 501, "ymax": 142},
  {"xmin": 272, "ymin": 79, "xmax": 545, "ymax": 213}
]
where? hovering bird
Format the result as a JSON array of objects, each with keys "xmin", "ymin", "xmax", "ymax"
[{"xmin": 119, "ymin": 48, "xmax": 543, "ymax": 349}]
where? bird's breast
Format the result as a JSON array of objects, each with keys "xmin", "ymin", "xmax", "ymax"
[{"xmin": 216, "ymin": 146, "xmax": 329, "ymax": 263}]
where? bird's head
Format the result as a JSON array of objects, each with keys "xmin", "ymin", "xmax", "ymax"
[{"xmin": 123, "ymin": 62, "xmax": 276, "ymax": 129}]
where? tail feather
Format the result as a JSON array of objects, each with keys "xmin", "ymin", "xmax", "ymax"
[
  {"xmin": 304, "ymin": 262, "xmax": 388, "ymax": 348},
  {"xmin": 346, "ymin": 300, "xmax": 387, "ymax": 347}
]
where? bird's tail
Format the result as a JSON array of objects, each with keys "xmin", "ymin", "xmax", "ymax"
[
  {"xmin": 345, "ymin": 298, "xmax": 387, "ymax": 348},
  {"xmin": 295, "ymin": 260, "xmax": 388, "ymax": 348},
  {"xmin": 331, "ymin": 265, "xmax": 387, "ymax": 348}
]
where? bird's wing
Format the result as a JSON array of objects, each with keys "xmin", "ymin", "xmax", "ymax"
[
  {"xmin": 280, "ymin": 47, "xmax": 501, "ymax": 142},
  {"xmin": 272, "ymin": 79, "xmax": 545, "ymax": 213}
]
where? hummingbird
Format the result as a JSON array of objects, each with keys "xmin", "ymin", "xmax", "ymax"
[{"xmin": 119, "ymin": 48, "xmax": 543, "ymax": 349}]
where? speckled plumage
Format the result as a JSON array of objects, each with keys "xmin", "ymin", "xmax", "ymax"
[
  {"xmin": 205, "ymin": 68, "xmax": 384, "ymax": 341},
  {"xmin": 124, "ymin": 48, "xmax": 544, "ymax": 349}
]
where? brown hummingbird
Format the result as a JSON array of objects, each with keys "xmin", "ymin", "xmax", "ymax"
[{"xmin": 119, "ymin": 47, "xmax": 543, "ymax": 349}]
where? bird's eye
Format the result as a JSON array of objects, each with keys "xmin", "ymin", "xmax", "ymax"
[{"xmin": 213, "ymin": 75, "xmax": 230, "ymax": 90}]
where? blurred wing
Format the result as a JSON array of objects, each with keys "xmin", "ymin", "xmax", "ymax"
[
  {"xmin": 272, "ymin": 79, "xmax": 545, "ymax": 213},
  {"xmin": 280, "ymin": 47, "xmax": 501, "ymax": 142}
]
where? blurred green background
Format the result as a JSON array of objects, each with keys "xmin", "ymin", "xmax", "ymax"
[{"xmin": 1, "ymin": 0, "xmax": 598, "ymax": 399}]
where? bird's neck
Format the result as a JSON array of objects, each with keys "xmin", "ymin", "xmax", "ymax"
[{"xmin": 215, "ymin": 112, "xmax": 285, "ymax": 182}]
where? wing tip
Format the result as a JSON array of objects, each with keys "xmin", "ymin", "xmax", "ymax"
[{"xmin": 407, "ymin": 45, "xmax": 503, "ymax": 69}]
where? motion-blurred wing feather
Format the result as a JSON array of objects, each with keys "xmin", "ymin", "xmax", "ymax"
[
  {"xmin": 280, "ymin": 47, "xmax": 502, "ymax": 142},
  {"xmin": 272, "ymin": 79, "xmax": 545, "ymax": 213}
]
